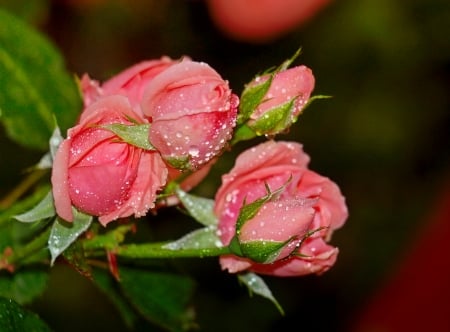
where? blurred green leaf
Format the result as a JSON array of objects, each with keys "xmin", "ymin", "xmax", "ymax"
[
  {"xmin": 119, "ymin": 266, "xmax": 196, "ymax": 331},
  {"xmin": 0, "ymin": 8, "xmax": 81, "ymax": 151},
  {"xmin": 0, "ymin": 0, "xmax": 50, "ymax": 25},
  {"xmin": 48, "ymin": 211, "xmax": 92, "ymax": 265},
  {"xmin": 0, "ymin": 269, "xmax": 48, "ymax": 305},
  {"xmin": 0, "ymin": 297, "xmax": 51, "ymax": 332},
  {"xmin": 92, "ymin": 268, "xmax": 138, "ymax": 329}
]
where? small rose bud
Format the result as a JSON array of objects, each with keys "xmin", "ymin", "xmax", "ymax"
[
  {"xmin": 214, "ymin": 140, "xmax": 348, "ymax": 277},
  {"xmin": 236, "ymin": 199, "xmax": 316, "ymax": 264},
  {"xmin": 142, "ymin": 59, "xmax": 238, "ymax": 170},
  {"xmin": 240, "ymin": 65, "xmax": 315, "ymax": 137}
]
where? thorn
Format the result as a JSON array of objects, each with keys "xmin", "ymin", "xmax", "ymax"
[{"xmin": 107, "ymin": 250, "xmax": 120, "ymax": 281}]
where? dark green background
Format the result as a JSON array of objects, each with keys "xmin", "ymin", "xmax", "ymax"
[{"xmin": 1, "ymin": 0, "xmax": 449, "ymax": 331}]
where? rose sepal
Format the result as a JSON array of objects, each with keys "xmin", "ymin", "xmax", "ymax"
[
  {"xmin": 100, "ymin": 122, "xmax": 155, "ymax": 151},
  {"xmin": 239, "ymin": 238, "xmax": 294, "ymax": 264},
  {"xmin": 247, "ymin": 98, "xmax": 296, "ymax": 136}
]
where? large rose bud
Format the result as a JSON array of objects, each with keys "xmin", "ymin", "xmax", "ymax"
[
  {"xmin": 214, "ymin": 140, "xmax": 348, "ymax": 277},
  {"xmin": 240, "ymin": 64, "xmax": 315, "ymax": 137},
  {"xmin": 51, "ymin": 95, "xmax": 168, "ymax": 226},
  {"xmin": 141, "ymin": 59, "xmax": 239, "ymax": 170},
  {"xmin": 80, "ymin": 57, "xmax": 178, "ymax": 113}
]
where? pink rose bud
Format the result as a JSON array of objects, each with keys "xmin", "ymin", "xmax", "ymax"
[
  {"xmin": 51, "ymin": 95, "xmax": 168, "ymax": 226},
  {"xmin": 214, "ymin": 140, "xmax": 348, "ymax": 277},
  {"xmin": 240, "ymin": 64, "xmax": 315, "ymax": 137},
  {"xmin": 80, "ymin": 57, "xmax": 179, "ymax": 114},
  {"xmin": 142, "ymin": 59, "xmax": 238, "ymax": 170}
]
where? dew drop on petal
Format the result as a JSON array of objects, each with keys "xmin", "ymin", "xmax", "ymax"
[{"xmin": 188, "ymin": 146, "xmax": 200, "ymax": 158}]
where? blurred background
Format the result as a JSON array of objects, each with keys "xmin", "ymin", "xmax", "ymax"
[{"xmin": 0, "ymin": 0, "xmax": 449, "ymax": 331}]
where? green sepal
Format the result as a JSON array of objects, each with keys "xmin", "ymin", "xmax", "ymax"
[
  {"xmin": 100, "ymin": 123, "xmax": 155, "ymax": 151},
  {"xmin": 238, "ymin": 75, "xmax": 273, "ymax": 124},
  {"xmin": 228, "ymin": 235, "xmax": 243, "ymax": 257},
  {"xmin": 302, "ymin": 94, "xmax": 332, "ymax": 110},
  {"xmin": 237, "ymin": 47, "xmax": 302, "ymax": 127},
  {"xmin": 175, "ymin": 187, "xmax": 217, "ymax": 226},
  {"xmin": 249, "ymin": 98, "xmax": 296, "ymax": 135},
  {"xmin": 36, "ymin": 125, "xmax": 63, "ymax": 169},
  {"xmin": 231, "ymin": 123, "xmax": 257, "ymax": 144},
  {"xmin": 276, "ymin": 47, "xmax": 302, "ymax": 72},
  {"xmin": 14, "ymin": 190, "xmax": 55, "ymax": 223},
  {"xmin": 235, "ymin": 181, "xmax": 289, "ymax": 234},
  {"xmin": 238, "ymin": 272, "xmax": 284, "ymax": 315},
  {"xmin": 48, "ymin": 209, "xmax": 93, "ymax": 265},
  {"xmin": 240, "ymin": 239, "xmax": 290, "ymax": 264},
  {"xmin": 164, "ymin": 155, "xmax": 191, "ymax": 171}
]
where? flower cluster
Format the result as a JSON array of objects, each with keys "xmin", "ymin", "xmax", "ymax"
[
  {"xmin": 52, "ymin": 57, "xmax": 238, "ymax": 225},
  {"xmin": 49, "ymin": 52, "xmax": 347, "ymax": 278}
]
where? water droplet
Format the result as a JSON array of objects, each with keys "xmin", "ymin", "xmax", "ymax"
[{"xmin": 188, "ymin": 146, "xmax": 200, "ymax": 158}]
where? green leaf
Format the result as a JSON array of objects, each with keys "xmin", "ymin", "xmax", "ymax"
[
  {"xmin": 119, "ymin": 267, "xmax": 196, "ymax": 332},
  {"xmin": 238, "ymin": 272, "xmax": 284, "ymax": 315},
  {"xmin": 14, "ymin": 190, "xmax": 55, "ymax": 223},
  {"xmin": 0, "ymin": 297, "xmax": 52, "ymax": 332},
  {"xmin": 162, "ymin": 226, "xmax": 222, "ymax": 251},
  {"xmin": 0, "ymin": 269, "xmax": 48, "ymax": 305},
  {"xmin": 91, "ymin": 268, "xmax": 138, "ymax": 329},
  {"xmin": 48, "ymin": 210, "xmax": 92, "ymax": 265},
  {"xmin": 0, "ymin": 9, "xmax": 81, "ymax": 150},
  {"xmin": 101, "ymin": 123, "xmax": 155, "ymax": 150},
  {"xmin": 164, "ymin": 155, "xmax": 191, "ymax": 171},
  {"xmin": 175, "ymin": 188, "xmax": 217, "ymax": 226},
  {"xmin": 231, "ymin": 123, "xmax": 257, "ymax": 144}
]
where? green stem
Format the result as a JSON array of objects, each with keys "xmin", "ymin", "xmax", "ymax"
[
  {"xmin": 81, "ymin": 224, "xmax": 231, "ymax": 259},
  {"xmin": 115, "ymin": 242, "xmax": 231, "ymax": 259},
  {"xmin": 0, "ymin": 169, "xmax": 47, "ymax": 209}
]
